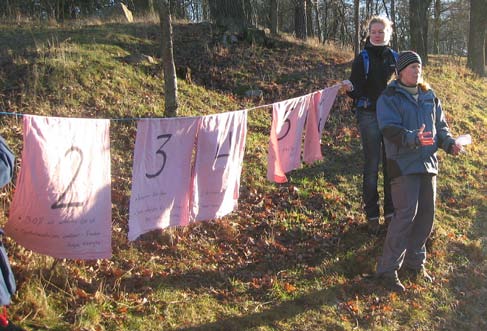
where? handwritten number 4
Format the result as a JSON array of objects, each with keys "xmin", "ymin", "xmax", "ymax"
[
  {"xmin": 215, "ymin": 131, "xmax": 232, "ymax": 160},
  {"xmin": 146, "ymin": 134, "xmax": 172, "ymax": 179}
]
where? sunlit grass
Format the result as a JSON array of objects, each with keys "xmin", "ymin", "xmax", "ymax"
[{"xmin": 0, "ymin": 20, "xmax": 486, "ymax": 331}]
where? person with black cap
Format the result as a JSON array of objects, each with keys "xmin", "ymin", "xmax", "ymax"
[
  {"xmin": 375, "ymin": 51, "xmax": 464, "ymax": 292},
  {"xmin": 342, "ymin": 16, "xmax": 397, "ymax": 235}
]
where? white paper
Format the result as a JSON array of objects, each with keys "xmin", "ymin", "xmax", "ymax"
[{"xmin": 455, "ymin": 134, "xmax": 472, "ymax": 146}]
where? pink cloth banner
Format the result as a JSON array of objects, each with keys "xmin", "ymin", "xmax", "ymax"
[
  {"xmin": 6, "ymin": 115, "xmax": 111, "ymax": 259},
  {"xmin": 128, "ymin": 117, "xmax": 200, "ymax": 241},
  {"xmin": 303, "ymin": 85, "xmax": 340, "ymax": 164},
  {"xmin": 192, "ymin": 110, "xmax": 247, "ymax": 221},
  {"xmin": 267, "ymin": 94, "xmax": 311, "ymax": 183}
]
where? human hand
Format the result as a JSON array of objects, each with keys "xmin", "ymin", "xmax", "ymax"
[
  {"xmin": 451, "ymin": 134, "xmax": 471, "ymax": 155},
  {"xmin": 450, "ymin": 142, "xmax": 463, "ymax": 155},
  {"xmin": 341, "ymin": 80, "xmax": 353, "ymax": 92},
  {"xmin": 418, "ymin": 124, "xmax": 434, "ymax": 146}
]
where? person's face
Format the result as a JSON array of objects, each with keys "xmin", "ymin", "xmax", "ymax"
[
  {"xmin": 369, "ymin": 23, "xmax": 386, "ymax": 44},
  {"xmin": 399, "ymin": 62, "xmax": 422, "ymax": 86}
]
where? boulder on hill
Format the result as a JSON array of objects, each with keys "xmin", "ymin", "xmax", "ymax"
[{"xmin": 121, "ymin": 53, "xmax": 156, "ymax": 65}]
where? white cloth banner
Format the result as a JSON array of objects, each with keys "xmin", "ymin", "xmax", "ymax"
[
  {"xmin": 192, "ymin": 110, "xmax": 248, "ymax": 221},
  {"xmin": 267, "ymin": 94, "xmax": 311, "ymax": 182},
  {"xmin": 128, "ymin": 117, "xmax": 200, "ymax": 241},
  {"xmin": 303, "ymin": 85, "xmax": 340, "ymax": 164},
  {"xmin": 6, "ymin": 115, "xmax": 111, "ymax": 259}
]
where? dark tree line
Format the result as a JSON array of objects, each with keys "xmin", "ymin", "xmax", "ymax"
[{"xmin": 1, "ymin": 0, "xmax": 486, "ymax": 79}]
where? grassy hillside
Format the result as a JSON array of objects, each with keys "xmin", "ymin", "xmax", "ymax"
[{"xmin": 0, "ymin": 20, "xmax": 486, "ymax": 331}]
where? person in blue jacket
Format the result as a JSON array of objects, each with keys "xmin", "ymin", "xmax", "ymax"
[
  {"xmin": 343, "ymin": 16, "xmax": 397, "ymax": 234},
  {"xmin": 0, "ymin": 136, "xmax": 23, "ymax": 331},
  {"xmin": 375, "ymin": 51, "xmax": 463, "ymax": 292}
]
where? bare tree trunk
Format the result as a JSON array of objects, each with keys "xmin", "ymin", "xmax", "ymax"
[
  {"xmin": 366, "ymin": 0, "xmax": 372, "ymax": 17},
  {"xmin": 467, "ymin": 0, "xmax": 487, "ymax": 76},
  {"xmin": 243, "ymin": 0, "xmax": 254, "ymax": 26},
  {"xmin": 322, "ymin": 0, "xmax": 330, "ymax": 43},
  {"xmin": 354, "ymin": 0, "xmax": 360, "ymax": 55},
  {"xmin": 391, "ymin": 0, "xmax": 397, "ymax": 50},
  {"xmin": 158, "ymin": 0, "xmax": 178, "ymax": 117},
  {"xmin": 169, "ymin": 0, "xmax": 185, "ymax": 19},
  {"xmin": 433, "ymin": 0, "xmax": 441, "ymax": 54},
  {"xmin": 132, "ymin": 0, "xmax": 155, "ymax": 15},
  {"xmin": 337, "ymin": 0, "xmax": 349, "ymax": 46},
  {"xmin": 314, "ymin": 0, "xmax": 322, "ymax": 43},
  {"xmin": 294, "ymin": 0, "xmax": 307, "ymax": 40},
  {"xmin": 409, "ymin": 0, "xmax": 432, "ymax": 64},
  {"xmin": 208, "ymin": 0, "xmax": 250, "ymax": 33},
  {"xmin": 306, "ymin": 0, "xmax": 314, "ymax": 38},
  {"xmin": 202, "ymin": 0, "xmax": 210, "ymax": 21},
  {"xmin": 270, "ymin": 0, "xmax": 279, "ymax": 35}
]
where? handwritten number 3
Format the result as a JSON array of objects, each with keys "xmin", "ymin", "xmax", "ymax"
[
  {"xmin": 51, "ymin": 146, "xmax": 84, "ymax": 209},
  {"xmin": 146, "ymin": 134, "xmax": 172, "ymax": 179}
]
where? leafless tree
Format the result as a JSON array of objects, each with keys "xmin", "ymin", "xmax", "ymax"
[
  {"xmin": 353, "ymin": 0, "xmax": 360, "ymax": 54},
  {"xmin": 409, "ymin": 0, "xmax": 432, "ymax": 64},
  {"xmin": 467, "ymin": 0, "xmax": 487, "ymax": 75},
  {"xmin": 207, "ymin": 0, "xmax": 250, "ymax": 32},
  {"xmin": 158, "ymin": 0, "xmax": 178, "ymax": 117},
  {"xmin": 270, "ymin": 0, "xmax": 279, "ymax": 35},
  {"xmin": 294, "ymin": 0, "xmax": 307, "ymax": 40}
]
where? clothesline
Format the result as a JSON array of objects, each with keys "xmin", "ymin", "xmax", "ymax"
[
  {"xmin": 0, "ymin": 83, "xmax": 344, "ymax": 121},
  {"xmin": 0, "ymin": 83, "xmax": 342, "ymax": 260}
]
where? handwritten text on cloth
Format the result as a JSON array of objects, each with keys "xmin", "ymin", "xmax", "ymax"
[{"xmin": 6, "ymin": 115, "xmax": 112, "ymax": 259}]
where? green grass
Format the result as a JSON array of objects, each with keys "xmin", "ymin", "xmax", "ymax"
[{"xmin": 0, "ymin": 20, "xmax": 486, "ymax": 330}]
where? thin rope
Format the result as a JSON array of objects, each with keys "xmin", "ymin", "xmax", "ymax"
[{"xmin": 0, "ymin": 83, "xmax": 344, "ymax": 121}]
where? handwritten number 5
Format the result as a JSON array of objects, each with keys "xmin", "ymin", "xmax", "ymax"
[
  {"xmin": 51, "ymin": 146, "xmax": 84, "ymax": 209},
  {"xmin": 277, "ymin": 119, "xmax": 291, "ymax": 141},
  {"xmin": 146, "ymin": 134, "xmax": 172, "ymax": 179}
]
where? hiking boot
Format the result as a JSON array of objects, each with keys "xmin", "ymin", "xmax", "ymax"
[
  {"xmin": 367, "ymin": 217, "xmax": 380, "ymax": 235},
  {"xmin": 377, "ymin": 271, "xmax": 405, "ymax": 293},
  {"xmin": 408, "ymin": 266, "xmax": 434, "ymax": 283}
]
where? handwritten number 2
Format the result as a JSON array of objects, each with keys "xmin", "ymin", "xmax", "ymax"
[
  {"xmin": 51, "ymin": 146, "xmax": 84, "ymax": 209},
  {"xmin": 146, "ymin": 134, "xmax": 172, "ymax": 179}
]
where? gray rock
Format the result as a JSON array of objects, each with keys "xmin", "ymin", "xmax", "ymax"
[
  {"xmin": 122, "ymin": 53, "xmax": 156, "ymax": 65},
  {"xmin": 245, "ymin": 89, "xmax": 263, "ymax": 98}
]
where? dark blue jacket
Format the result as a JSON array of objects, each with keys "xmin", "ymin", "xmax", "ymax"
[
  {"xmin": 377, "ymin": 80, "xmax": 456, "ymax": 178},
  {"xmin": 0, "ymin": 136, "xmax": 14, "ymax": 189},
  {"xmin": 347, "ymin": 40, "xmax": 397, "ymax": 111}
]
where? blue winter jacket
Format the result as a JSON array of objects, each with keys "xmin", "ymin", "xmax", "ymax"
[{"xmin": 376, "ymin": 80, "xmax": 456, "ymax": 179}]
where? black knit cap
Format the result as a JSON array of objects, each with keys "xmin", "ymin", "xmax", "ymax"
[{"xmin": 396, "ymin": 51, "xmax": 422, "ymax": 73}]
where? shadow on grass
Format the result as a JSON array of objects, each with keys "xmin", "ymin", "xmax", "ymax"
[
  {"xmin": 114, "ymin": 217, "xmax": 386, "ymax": 329},
  {"xmin": 172, "ymin": 285, "xmax": 347, "ymax": 331},
  {"xmin": 439, "ymin": 202, "xmax": 487, "ymax": 330},
  {"xmin": 165, "ymin": 237, "xmax": 385, "ymax": 331}
]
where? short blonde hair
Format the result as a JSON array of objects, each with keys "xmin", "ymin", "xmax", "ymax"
[{"xmin": 367, "ymin": 16, "xmax": 393, "ymax": 44}]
